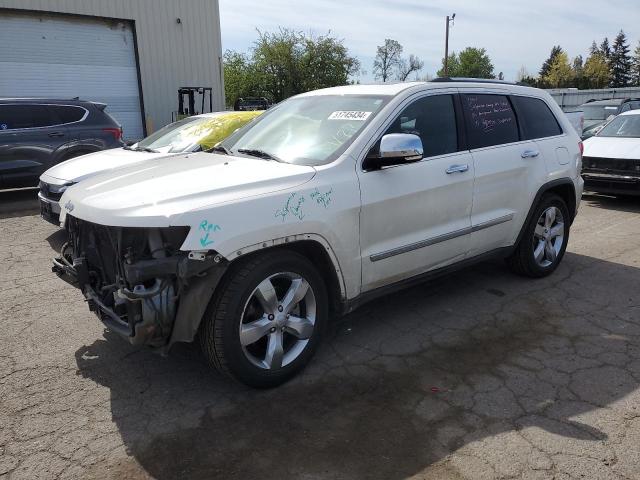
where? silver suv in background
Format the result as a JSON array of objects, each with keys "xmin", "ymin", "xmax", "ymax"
[{"xmin": 0, "ymin": 98, "xmax": 124, "ymax": 190}]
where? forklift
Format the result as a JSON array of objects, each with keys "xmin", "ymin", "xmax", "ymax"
[{"xmin": 173, "ymin": 87, "xmax": 213, "ymax": 121}]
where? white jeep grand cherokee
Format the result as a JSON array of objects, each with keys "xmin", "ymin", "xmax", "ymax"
[{"xmin": 54, "ymin": 80, "xmax": 583, "ymax": 387}]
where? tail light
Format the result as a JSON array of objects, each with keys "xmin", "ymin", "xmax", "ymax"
[
  {"xmin": 578, "ymin": 141, "xmax": 584, "ymax": 157},
  {"xmin": 103, "ymin": 127, "xmax": 123, "ymax": 141},
  {"xmin": 577, "ymin": 141, "xmax": 583, "ymax": 171}
]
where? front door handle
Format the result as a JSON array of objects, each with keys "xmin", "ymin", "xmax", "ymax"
[
  {"xmin": 48, "ymin": 132, "xmax": 65, "ymax": 138},
  {"xmin": 446, "ymin": 164, "xmax": 469, "ymax": 174},
  {"xmin": 521, "ymin": 150, "xmax": 540, "ymax": 158}
]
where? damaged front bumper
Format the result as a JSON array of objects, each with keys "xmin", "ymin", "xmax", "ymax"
[{"xmin": 52, "ymin": 217, "xmax": 227, "ymax": 352}]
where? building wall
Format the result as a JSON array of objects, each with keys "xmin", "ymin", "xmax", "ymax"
[
  {"xmin": 0, "ymin": 0, "xmax": 224, "ymax": 134},
  {"xmin": 548, "ymin": 87, "xmax": 640, "ymax": 111}
]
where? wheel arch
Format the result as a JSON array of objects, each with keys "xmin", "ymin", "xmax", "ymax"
[{"xmin": 513, "ymin": 178, "xmax": 577, "ymax": 250}]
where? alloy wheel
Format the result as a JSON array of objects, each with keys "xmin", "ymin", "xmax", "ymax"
[{"xmin": 533, "ymin": 206, "xmax": 565, "ymax": 268}]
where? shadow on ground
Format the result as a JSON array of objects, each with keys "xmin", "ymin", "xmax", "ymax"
[
  {"xmin": 582, "ymin": 192, "xmax": 640, "ymax": 213},
  {"xmin": 0, "ymin": 189, "xmax": 39, "ymax": 219},
  {"xmin": 73, "ymin": 248, "xmax": 640, "ymax": 479}
]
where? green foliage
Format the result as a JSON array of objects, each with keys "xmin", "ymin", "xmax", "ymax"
[
  {"xmin": 539, "ymin": 46, "xmax": 563, "ymax": 78},
  {"xmin": 584, "ymin": 52, "xmax": 611, "ymax": 88},
  {"xmin": 437, "ymin": 47, "xmax": 494, "ymax": 79},
  {"xmin": 543, "ymin": 52, "xmax": 574, "ymax": 88},
  {"xmin": 223, "ymin": 28, "xmax": 360, "ymax": 107},
  {"xmin": 632, "ymin": 42, "xmax": 640, "ymax": 87},
  {"xmin": 609, "ymin": 30, "xmax": 632, "ymax": 87}
]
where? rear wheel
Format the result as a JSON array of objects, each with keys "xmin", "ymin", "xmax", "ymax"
[
  {"xmin": 199, "ymin": 251, "xmax": 328, "ymax": 388},
  {"xmin": 507, "ymin": 193, "xmax": 570, "ymax": 278}
]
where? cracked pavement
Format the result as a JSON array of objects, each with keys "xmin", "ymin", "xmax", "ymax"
[{"xmin": 1, "ymin": 190, "xmax": 639, "ymax": 479}]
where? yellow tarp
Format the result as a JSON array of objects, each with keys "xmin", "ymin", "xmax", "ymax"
[{"xmin": 196, "ymin": 111, "xmax": 264, "ymax": 150}]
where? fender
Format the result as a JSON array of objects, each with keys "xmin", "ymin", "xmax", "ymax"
[
  {"xmin": 220, "ymin": 232, "xmax": 347, "ymax": 300},
  {"xmin": 512, "ymin": 177, "xmax": 577, "ymax": 251}
]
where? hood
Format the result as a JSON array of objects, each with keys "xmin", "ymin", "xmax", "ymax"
[
  {"xmin": 583, "ymin": 136, "xmax": 640, "ymax": 160},
  {"xmin": 59, "ymin": 152, "xmax": 316, "ymax": 227},
  {"xmin": 41, "ymin": 148, "xmax": 173, "ymax": 184}
]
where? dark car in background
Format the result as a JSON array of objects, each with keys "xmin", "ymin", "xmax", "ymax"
[
  {"xmin": 0, "ymin": 98, "xmax": 123, "ymax": 190},
  {"xmin": 580, "ymin": 98, "xmax": 640, "ymax": 139}
]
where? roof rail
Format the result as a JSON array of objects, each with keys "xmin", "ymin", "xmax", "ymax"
[{"xmin": 431, "ymin": 77, "xmax": 526, "ymax": 86}]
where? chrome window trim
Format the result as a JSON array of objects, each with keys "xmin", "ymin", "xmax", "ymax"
[
  {"xmin": 369, "ymin": 213, "xmax": 514, "ymax": 262},
  {"xmin": 0, "ymin": 103, "xmax": 89, "ymax": 131}
]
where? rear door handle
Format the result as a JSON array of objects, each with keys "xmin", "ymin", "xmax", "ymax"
[
  {"xmin": 521, "ymin": 150, "xmax": 540, "ymax": 158},
  {"xmin": 48, "ymin": 132, "xmax": 65, "ymax": 138},
  {"xmin": 446, "ymin": 164, "xmax": 469, "ymax": 174}
]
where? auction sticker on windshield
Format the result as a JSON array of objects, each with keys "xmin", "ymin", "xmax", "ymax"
[{"xmin": 328, "ymin": 111, "xmax": 372, "ymax": 121}]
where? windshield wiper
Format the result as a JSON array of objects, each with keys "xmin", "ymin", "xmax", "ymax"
[
  {"xmin": 209, "ymin": 145, "xmax": 231, "ymax": 155},
  {"xmin": 236, "ymin": 148, "xmax": 284, "ymax": 162},
  {"xmin": 134, "ymin": 146, "xmax": 159, "ymax": 153}
]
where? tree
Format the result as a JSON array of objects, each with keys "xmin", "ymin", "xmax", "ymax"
[
  {"xmin": 539, "ymin": 46, "xmax": 563, "ymax": 78},
  {"xmin": 397, "ymin": 54, "xmax": 424, "ymax": 81},
  {"xmin": 632, "ymin": 41, "xmax": 640, "ymax": 86},
  {"xmin": 516, "ymin": 65, "xmax": 530, "ymax": 82},
  {"xmin": 437, "ymin": 47, "xmax": 494, "ymax": 78},
  {"xmin": 609, "ymin": 30, "xmax": 632, "ymax": 87},
  {"xmin": 223, "ymin": 28, "xmax": 360, "ymax": 106},
  {"xmin": 600, "ymin": 37, "xmax": 611, "ymax": 59},
  {"xmin": 584, "ymin": 52, "xmax": 611, "ymax": 88},
  {"xmin": 300, "ymin": 33, "xmax": 360, "ymax": 91},
  {"xmin": 372, "ymin": 39, "xmax": 403, "ymax": 82},
  {"xmin": 572, "ymin": 55, "xmax": 585, "ymax": 88},
  {"xmin": 543, "ymin": 52, "xmax": 573, "ymax": 88},
  {"xmin": 589, "ymin": 41, "xmax": 599, "ymax": 56}
]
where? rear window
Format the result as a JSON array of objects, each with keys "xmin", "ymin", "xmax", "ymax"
[
  {"xmin": 511, "ymin": 96, "xmax": 562, "ymax": 140},
  {"xmin": 582, "ymin": 104, "xmax": 619, "ymax": 121},
  {"xmin": 0, "ymin": 104, "xmax": 57, "ymax": 130},
  {"xmin": 462, "ymin": 94, "xmax": 519, "ymax": 149},
  {"xmin": 50, "ymin": 105, "xmax": 86, "ymax": 124}
]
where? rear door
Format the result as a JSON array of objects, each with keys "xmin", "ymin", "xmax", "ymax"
[
  {"xmin": 358, "ymin": 92, "xmax": 474, "ymax": 292},
  {"xmin": 461, "ymin": 92, "xmax": 548, "ymax": 256},
  {"xmin": 0, "ymin": 103, "xmax": 68, "ymax": 188}
]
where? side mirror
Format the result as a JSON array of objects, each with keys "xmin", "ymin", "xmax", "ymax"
[{"xmin": 363, "ymin": 133, "xmax": 423, "ymax": 171}]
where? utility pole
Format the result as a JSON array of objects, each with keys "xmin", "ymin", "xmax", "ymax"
[{"xmin": 444, "ymin": 13, "xmax": 456, "ymax": 77}]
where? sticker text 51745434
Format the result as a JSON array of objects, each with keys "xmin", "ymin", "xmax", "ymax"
[{"xmin": 328, "ymin": 111, "xmax": 372, "ymax": 121}]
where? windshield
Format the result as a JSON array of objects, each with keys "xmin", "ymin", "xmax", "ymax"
[
  {"xmin": 221, "ymin": 95, "xmax": 388, "ymax": 166},
  {"xmin": 598, "ymin": 115, "xmax": 640, "ymax": 138},
  {"xmin": 582, "ymin": 104, "xmax": 619, "ymax": 121},
  {"xmin": 136, "ymin": 112, "xmax": 262, "ymax": 153}
]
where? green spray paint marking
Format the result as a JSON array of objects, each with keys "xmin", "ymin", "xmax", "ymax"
[
  {"xmin": 199, "ymin": 220, "xmax": 221, "ymax": 247},
  {"xmin": 275, "ymin": 193, "xmax": 306, "ymax": 222},
  {"xmin": 310, "ymin": 188, "xmax": 333, "ymax": 209}
]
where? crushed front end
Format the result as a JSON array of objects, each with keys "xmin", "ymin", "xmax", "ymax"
[{"xmin": 52, "ymin": 216, "xmax": 227, "ymax": 350}]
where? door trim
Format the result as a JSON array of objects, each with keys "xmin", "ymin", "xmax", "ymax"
[{"xmin": 370, "ymin": 213, "xmax": 514, "ymax": 262}]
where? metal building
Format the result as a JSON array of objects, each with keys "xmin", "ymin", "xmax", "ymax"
[
  {"xmin": 0, "ymin": 1, "xmax": 224, "ymax": 140},
  {"xmin": 548, "ymin": 87, "xmax": 640, "ymax": 111}
]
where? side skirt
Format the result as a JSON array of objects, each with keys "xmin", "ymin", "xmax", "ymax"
[{"xmin": 341, "ymin": 246, "xmax": 514, "ymax": 315}]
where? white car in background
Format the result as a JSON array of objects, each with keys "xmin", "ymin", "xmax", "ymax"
[
  {"xmin": 53, "ymin": 80, "xmax": 583, "ymax": 387},
  {"xmin": 582, "ymin": 109, "xmax": 640, "ymax": 196},
  {"xmin": 38, "ymin": 110, "xmax": 262, "ymax": 224}
]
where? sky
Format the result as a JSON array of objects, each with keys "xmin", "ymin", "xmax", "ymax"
[{"xmin": 219, "ymin": 0, "xmax": 640, "ymax": 82}]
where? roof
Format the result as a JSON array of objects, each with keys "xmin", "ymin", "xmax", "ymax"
[
  {"xmin": 618, "ymin": 109, "xmax": 640, "ymax": 117},
  {"xmin": 296, "ymin": 80, "xmax": 537, "ymax": 98},
  {"xmin": 581, "ymin": 99, "xmax": 626, "ymax": 106},
  {"xmin": 0, "ymin": 97, "xmax": 96, "ymax": 105}
]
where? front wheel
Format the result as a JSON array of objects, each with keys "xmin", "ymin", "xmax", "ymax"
[
  {"xmin": 199, "ymin": 251, "xmax": 328, "ymax": 388},
  {"xmin": 507, "ymin": 193, "xmax": 570, "ymax": 278}
]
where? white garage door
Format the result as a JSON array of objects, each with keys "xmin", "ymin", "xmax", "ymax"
[{"xmin": 0, "ymin": 11, "xmax": 144, "ymax": 140}]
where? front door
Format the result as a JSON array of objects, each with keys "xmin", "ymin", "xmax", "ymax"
[{"xmin": 357, "ymin": 93, "xmax": 474, "ymax": 292}]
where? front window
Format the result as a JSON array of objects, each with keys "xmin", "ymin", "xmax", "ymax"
[
  {"xmin": 597, "ymin": 115, "xmax": 640, "ymax": 138},
  {"xmin": 221, "ymin": 95, "xmax": 388, "ymax": 166},
  {"xmin": 582, "ymin": 104, "xmax": 619, "ymax": 121},
  {"xmin": 136, "ymin": 115, "xmax": 255, "ymax": 153}
]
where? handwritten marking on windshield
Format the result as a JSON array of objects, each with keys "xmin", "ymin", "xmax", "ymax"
[{"xmin": 199, "ymin": 220, "xmax": 221, "ymax": 247}]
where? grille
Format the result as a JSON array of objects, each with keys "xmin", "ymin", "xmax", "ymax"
[{"xmin": 582, "ymin": 156, "xmax": 640, "ymax": 176}]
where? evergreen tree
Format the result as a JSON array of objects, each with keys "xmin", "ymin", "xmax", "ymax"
[
  {"xmin": 539, "ymin": 46, "xmax": 563, "ymax": 78},
  {"xmin": 573, "ymin": 55, "xmax": 584, "ymax": 89},
  {"xmin": 589, "ymin": 41, "xmax": 599, "ymax": 56},
  {"xmin": 609, "ymin": 30, "xmax": 632, "ymax": 87},
  {"xmin": 632, "ymin": 41, "xmax": 640, "ymax": 86},
  {"xmin": 544, "ymin": 52, "xmax": 573, "ymax": 88},
  {"xmin": 600, "ymin": 37, "xmax": 611, "ymax": 59}
]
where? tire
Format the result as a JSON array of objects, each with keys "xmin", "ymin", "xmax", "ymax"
[
  {"xmin": 199, "ymin": 250, "xmax": 328, "ymax": 388},
  {"xmin": 507, "ymin": 193, "xmax": 570, "ymax": 278}
]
